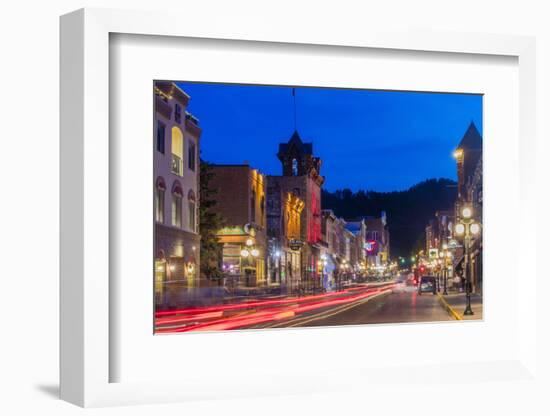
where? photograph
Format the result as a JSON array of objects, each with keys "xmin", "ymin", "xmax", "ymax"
[{"xmin": 153, "ymin": 81, "xmax": 483, "ymax": 333}]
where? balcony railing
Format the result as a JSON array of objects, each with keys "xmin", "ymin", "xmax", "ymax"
[{"xmin": 171, "ymin": 154, "xmax": 183, "ymax": 176}]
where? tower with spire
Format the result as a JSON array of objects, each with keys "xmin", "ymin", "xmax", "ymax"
[
  {"xmin": 277, "ymin": 130, "xmax": 323, "ymax": 183},
  {"xmin": 265, "ymin": 99, "xmax": 326, "ymax": 291},
  {"xmin": 454, "ymin": 122, "xmax": 482, "ymax": 202}
]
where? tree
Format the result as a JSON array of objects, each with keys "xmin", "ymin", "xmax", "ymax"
[
  {"xmin": 199, "ymin": 160, "xmax": 225, "ymax": 282},
  {"xmin": 321, "ymin": 178, "xmax": 457, "ymax": 258}
]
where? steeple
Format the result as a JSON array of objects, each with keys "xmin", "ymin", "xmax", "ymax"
[
  {"xmin": 457, "ymin": 121, "xmax": 482, "ymax": 151},
  {"xmin": 277, "ymin": 130, "xmax": 322, "ymax": 181}
]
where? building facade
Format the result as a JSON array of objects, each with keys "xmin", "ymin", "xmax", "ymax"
[
  {"xmin": 154, "ymin": 81, "xmax": 201, "ymax": 309},
  {"xmin": 364, "ymin": 212, "xmax": 390, "ymax": 273},
  {"xmin": 344, "ymin": 219, "xmax": 368, "ymax": 276},
  {"xmin": 270, "ymin": 131, "xmax": 325, "ymax": 292},
  {"xmin": 209, "ymin": 164, "xmax": 268, "ymax": 288},
  {"xmin": 453, "ymin": 122, "xmax": 483, "ymax": 293},
  {"xmin": 266, "ymin": 180, "xmax": 305, "ymax": 291}
]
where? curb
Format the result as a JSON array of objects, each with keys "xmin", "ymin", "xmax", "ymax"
[{"xmin": 437, "ymin": 293, "xmax": 463, "ymax": 321}]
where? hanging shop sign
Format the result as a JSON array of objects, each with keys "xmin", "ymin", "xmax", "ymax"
[{"xmin": 289, "ymin": 239, "xmax": 304, "ymax": 251}]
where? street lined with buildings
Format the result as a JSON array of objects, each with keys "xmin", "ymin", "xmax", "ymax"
[{"xmin": 152, "ymin": 82, "xmax": 483, "ymax": 332}]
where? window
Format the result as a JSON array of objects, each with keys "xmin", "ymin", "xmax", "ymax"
[
  {"xmin": 155, "ymin": 177, "xmax": 166, "ymax": 223},
  {"xmin": 188, "ymin": 141, "xmax": 196, "ymax": 171},
  {"xmin": 188, "ymin": 200, "xmax": 196, "ymax": 232},
  {"xmin": 292, "ymin": 158, "xmax": 298, "ymax": 176},
  {"xmin": 188, "ymin": 190, "xmax": 196, "ymax": 232},
  {"xmin": 260, "ymin": 196, "xmax": 265, "ymax": 227},
  {"xmin": 174, "ymin": 103, "xmax": 182, "ymax": 123},
  {"xmin": 155, "ymin": 188, "xmax": 165, "ymax": 223},
  {"xmin": 171, "ymin": 127, "xmax": 184, "ymax": 176},
  {"xmin": 156, "ymin": 121, "xmax": 165, "ymax": 153},
  {"xmin": 251, "ymin": 190, "xmax": 256, "ymax": 223},
  {"xmin": 172, "ymin": 194, "xmax": 182, "ymax": 227}
]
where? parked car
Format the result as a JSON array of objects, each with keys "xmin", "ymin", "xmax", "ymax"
[{"xmin": 418, "ymin": 275, "xmax": 437, "ymax": 295}]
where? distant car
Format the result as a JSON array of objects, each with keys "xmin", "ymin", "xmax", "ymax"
[{"xmin": 418, "ymin": 275, "xmax": 437, "ymax": 295}]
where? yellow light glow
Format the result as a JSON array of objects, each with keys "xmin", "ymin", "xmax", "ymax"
[
  {"xmin": 455, "ymin": 223, "xmax": 465, "ymax": 235},
  {"xmin": 470, "ymin": 223, "xmax": 481, "ymax": 235},
  {"xmin": 462, "ymin": 207, "xmax": 473, "ymax": 219},
  {"xmin": 453, "ymin": 149, "xmax": 463, "ymax": 159},
  {"xmin": 246, "ymin": 238, "xmax": 254, "ymax": 246},
  {"xmin": 240, "ymin": 249, "xmax": 250, "ymax": 257}
]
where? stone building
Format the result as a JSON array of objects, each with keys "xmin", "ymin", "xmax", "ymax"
[
  {"xmin": 209, "ymin": 164, "xmax": 267, "ymax": 288},
  {"xmin": 153, "ymin": 81, "xmax": 201, "ymax": 309},
  {"xmin": 266, "ymin": 180, "xmax": 305, "ymax": 290}
]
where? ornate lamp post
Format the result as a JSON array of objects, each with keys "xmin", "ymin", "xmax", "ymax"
[
  {"xmin": 438, "ymin": 243, "xmax": 452, "ymax": 295},
  {"xmin": 454, "ymin": 206, "xmax": 481, "ymax": 316}
]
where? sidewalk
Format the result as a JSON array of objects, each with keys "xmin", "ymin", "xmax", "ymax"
[{"xmin": 439, "ymin": 291, "xmax": 483, "ymax": 320}]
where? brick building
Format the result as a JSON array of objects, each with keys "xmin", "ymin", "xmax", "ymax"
[
  {"xmin": 209, "ymin": 164, "xmax": 267, "ymax": 287},
  {"xmin": 270, "ymin": 131, "xmax": 325, "ymax": 291}
]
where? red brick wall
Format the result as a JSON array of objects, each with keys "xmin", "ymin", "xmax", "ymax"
[{"xmin": 209, "ymin": 165, "xmax": 250, "ymax": 226}]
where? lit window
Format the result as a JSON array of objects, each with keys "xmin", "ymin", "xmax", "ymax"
[
  {"xmin": 251, "ymin": 190, "xmax": 256, "ymax": 223},
  {"xmin": 171, "ymin": 127, "xmax": 184, "ymax": 176}
]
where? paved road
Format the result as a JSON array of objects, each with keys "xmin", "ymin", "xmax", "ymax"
[{"xmin": 267, "ymin": 284, "xmax": 453, "ymax": 328}]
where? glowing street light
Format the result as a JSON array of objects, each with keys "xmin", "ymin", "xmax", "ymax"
[
  {"xmin": 461, "ymin": 206, "xmax": 473, "ymax": 219},
  {"xmin": 455, "ymin": 204, "xmax": 481, "ymax": 316},
  {"xmin": 470, "ymin": 223, "xmax": 481, "ymax": 235}
]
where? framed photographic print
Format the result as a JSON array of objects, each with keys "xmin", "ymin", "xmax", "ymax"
[{"xmin": 60, "ymin": 8, "xmax": 539, "ymax": 409}]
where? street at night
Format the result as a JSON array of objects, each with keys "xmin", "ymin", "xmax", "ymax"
[
  {"xmin": 153, "ymin": 82, "xmax": 483, "ymax": 332},
  {"xmin": 154, "ymin": 280, "xmax": 477, "ymax": 333}
]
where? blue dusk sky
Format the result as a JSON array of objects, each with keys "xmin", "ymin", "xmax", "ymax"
[{"xmin": 176, "ymin": 82, "xmax": 482, "ymax": 192}]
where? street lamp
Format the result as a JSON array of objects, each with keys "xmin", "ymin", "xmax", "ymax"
[
  {"xmin": 439, "ymin": 244, "xmax": 452, "ymax": 295},
  {"xmin": 454, "ymin": 205, "xmax": 481, "ymax": 316}
]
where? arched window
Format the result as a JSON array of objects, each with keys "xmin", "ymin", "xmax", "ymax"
[
  {"xmin": 171, "ymin": 126, "xmax": 184, "ymax": 176},
  {"xmin": 155, "ymin": 177, "xmax": 166, "ymax": 223},
  {"xmin": 171, "ymin": 181, "xmax": 183, "ymax": 227},
  {"xmin": 188, "ymin": 189, "xmax": 196, "ymax": 232},
  {"xmin": 292, "ymin": 158, "xmax": 298, "ymax": 176}
]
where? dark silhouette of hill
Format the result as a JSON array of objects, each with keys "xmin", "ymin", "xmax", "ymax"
[{"xmin": 321, "ymin": 178, "xmax": 457, "ymax": 258}]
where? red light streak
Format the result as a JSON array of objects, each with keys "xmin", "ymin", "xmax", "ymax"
[{"xmin": 155, "ymin": 284, "xmax": 396, "ymax": 333}]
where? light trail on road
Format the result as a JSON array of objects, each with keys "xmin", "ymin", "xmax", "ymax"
[{"xmin": 155, "ymin": 283, "xmax": 396, "ymax": 333}]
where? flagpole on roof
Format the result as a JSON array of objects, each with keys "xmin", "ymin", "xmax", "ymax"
[{"xmin": 292, "ymin": 87, "xmax": 297, "ymax": 132}]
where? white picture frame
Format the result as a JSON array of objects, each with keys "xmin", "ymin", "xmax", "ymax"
[{"xmin": 60, "ymin": 8, "xmax": 539, "ymax": 408}]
